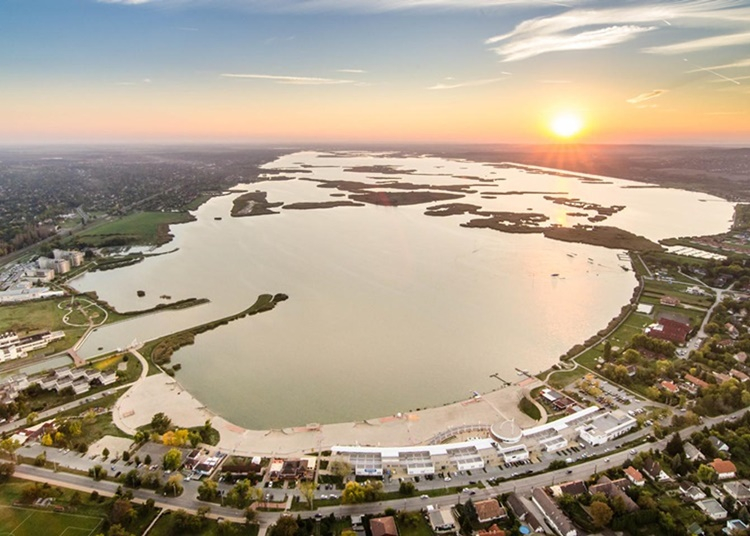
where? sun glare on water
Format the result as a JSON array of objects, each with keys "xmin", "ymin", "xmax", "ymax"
[{"xmin": 550, "ymin": 113, "xmax": 584, "ymax": 139}]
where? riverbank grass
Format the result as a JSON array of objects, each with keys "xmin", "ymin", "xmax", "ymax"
[{"xmin": 76, "ymin": 211, "xmax": 194, "ymax": 246}]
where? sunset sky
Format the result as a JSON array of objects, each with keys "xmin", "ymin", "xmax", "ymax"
[{"xmin": 2, "ymin": 0, "xmax": 750, "ymax": 144}]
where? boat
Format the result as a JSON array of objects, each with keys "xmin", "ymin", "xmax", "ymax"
[
  {"xmin": 551, "ymin": 273, "xmax": 560, "ymax": 277},
  {"xmin": 567, "ymin": 253, "xmax": 576, "ymax": 258}
]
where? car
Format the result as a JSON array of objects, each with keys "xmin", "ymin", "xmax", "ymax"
[
  {"xmin": 604, "ymin": 458, "xmax": 610, "ymax": 462},
  {"xmin": 469, "ymin": 490, "xmax": 476, "ymax": 495},
  {"xmin": 420, "ymin": 494, "xmax": 429, "ymax": 499},
  {"xmin": 630, "ymin": 449, "xmax": 637, "ymax": 455},
  {"xmin": 566, "ymin": 470, "xmax": 573, "ymax": 474},
  {"xmin": 320, "ymin": 494, "xmax": 328, "ymax": 499}
]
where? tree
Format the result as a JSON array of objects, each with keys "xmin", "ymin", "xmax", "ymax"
[
  {"xmin": 399, "ymin": 481, "xmax": 416, "ymax": 496},
  {"xmin": 102, "ymin": 448, "xmax": 110, "ymax": 459},
  {"xmin": 150, "ymin": 412, "xmax": 172, "ymax": 434},
  {"xmin": 165, "ymin": 473, "xmax": 184, "ymax": 496},
  {"xmin": 329, "ymin": 460, "xmax": 352, "ymax": 479},
  {"xmin": 0, "ymin": 462, "xmax": 15, "ymax": 482},
  {"xmin": 109, "ymin": 498, "xmax": 136, "ymax": 526},
  {"xmin": 590, "ymin": 501, "xmax": 613, "ymax": 528},
  {"xmin": 245, "ymin": 506, "xmax": 258, "ymax": 524},
  {"xmin": 341, "ymin": 481, "xmax": 366, "ymax": 504},
  {"xmin": 270, "ymin": 516, "xmax": 298, "ymax": 536},
  {"xmin": 162, "ymin": 448, "xmax": 182, "ymax": 471},
  {"xmin": 0, "ymin": 438, "xmax": 21, "ymax": 461},
  {"xmin": 89, "ymin": 465, "xmax": 107, "ymax": 481},
  {"xmin": 26, "ymin": 412, "xmax": 38, "ymax": 426},
  {"xmin": 121, "ymin": 451, "xmax": 130, "ymax": 462},
  {"xmin": 697, "ymin": 464, "xmax": 717, "ymax": 484},
  {"xmin": 665, "ymin": 433, "xmax": 684, "ymax": 458},
  {"xmin": 106, "ymin": 525, "xmax": 134, "ymax": 536},
  {"xmin": 298, "ymin": 480, "xmax": 316, "ymax": 509},
  {"xmin": 144, "ymin": 454, "xmax": 152, "ymax": 466},
  {"xmin": 162, "ymin": 429, "xmax": 189, "ymax": 447},
  {"xmin": 123, "ymin": 469, "xmax": 141, "ymax": 488},
  {"xmin": 198, "ymin": 478, "xmax": 219, "ymax": 501}
]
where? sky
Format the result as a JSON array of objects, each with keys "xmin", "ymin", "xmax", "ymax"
[{"xmin": 2, "ymin": 0, "xmax": 750, "ymax": 145}]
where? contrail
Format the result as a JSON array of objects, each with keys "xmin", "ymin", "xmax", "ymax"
[{"xmin": 684, "ymin": 58, "xmax": 741, "ymax": 85}]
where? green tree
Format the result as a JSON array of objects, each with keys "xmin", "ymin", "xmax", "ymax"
[
  {"xmin": 298, "ymin": 480, "xmax": 316, "ymax": 509},
  {"xmin": 270, "ymin": 516, "xmax": 298, "ymax": 536},
  {"xmin": 341, "ymin": 481, "xmax": 366, "ymax": 504},
  {"xmin": 590, "ymin": 501, "xmax": 613, "ymax": 528},
  {"xmin": 150, "ymin": 412, "xmax": 172, "ymax": 434},
  {"xmin": 26, "ymin": 412, "xmax": 38, "ymax": 426},
  {"xmin": 162, "ymin": 448, "xmax": 182, "ymax": 471},
  {"xmin": 329, "ymin": 460, "xmax": 352, "ymax": 479},
  {"xmin": 109, "ymin": 498, "xmax": 136, "ymax": 527},
  {"xmin": 198, "ymin": 478, "xmax": 219, "ymax": 501},
  {"xmin": 0, "ymin": 462, "xmax": 15, "ymax": 482},
  {"xmin": 399, "ymin": 481, "xmax": 416, "ymax": 496},
  {"xmin": 89, "ymin": 465, "xmax": 107, "ymax": 481},
  {"xmin": 697, "ymin": 464, "xmax": 717, "ymax": 483}
]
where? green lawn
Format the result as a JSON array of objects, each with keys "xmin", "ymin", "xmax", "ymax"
[
  {"xmin": 396, "ymin": 516, "xmax": 435, "ymax": 536},
  {"xmin": 0, "ymin": 297, "xmax": 86, "ymax": 357},
  {"xmin": 547, "ymin": 367, "xmax": 586, "ymax": 390},
  {"xmin": 148, "ymin": 510, "xmax": 259, "ymax": 536},
  {"xmin": 76, "ymin": 212, "xmax": 194, "ymax": 246},
  {"xmin": 0, "ymin": 505, "xmax": 104, "ymax": 536}
]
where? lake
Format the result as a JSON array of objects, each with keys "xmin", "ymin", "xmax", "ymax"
[{"xmin": 71, "ymin": 151, "xmax": 734, "ymax": 429}]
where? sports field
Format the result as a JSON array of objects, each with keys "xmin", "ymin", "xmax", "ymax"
[{"xmin": 0, "ymin": 505, "xmax": 103, "ymax": 536}]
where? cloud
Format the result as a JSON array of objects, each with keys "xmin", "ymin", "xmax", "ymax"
[
  {"xmin": 490, "ymin": 24, "xmax": 655, "ymax": 62},
  {"xmin": 626, "ymin": 89, "xmax": 667, "ymax": 104},
  {"xmin": 644, "ymin": 31, "xmax": 750, "ymax": 54},
  {"xmin": 427, "ymin": 76, "xmax": 507, "ymax": 90},
  {"xmin": 484, "ymin": 1, "xmax": 750, "ymax": 62},
  {"xmin": 221, "ymin": 73, "xmax": 354, "ymax": 85},
  {"xmin": 687, "ymin": 58, "xmax": 750, "ymax": 72},
  {"xmin": 337, "ymin": 69, "xmax": 367, "ymax": 74}
]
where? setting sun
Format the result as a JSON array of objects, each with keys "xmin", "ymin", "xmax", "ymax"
[{"xmin": 550, "ymin": 113, "xmax": 584, "ymax": 139}]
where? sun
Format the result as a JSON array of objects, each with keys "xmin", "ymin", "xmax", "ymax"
[{"xmin": 550, "ymin": 113, "xmax": 584, "ymax": 139}]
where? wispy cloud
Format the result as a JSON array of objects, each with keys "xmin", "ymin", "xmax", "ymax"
[
  {"xmin": 427, "ymin": 76, "xmax": 507, "ymax": 90},
  {"xmin": 687, "ymin": 58, "xmax": 750, "ymax": 72},
  {"xmin": 337, "ymin": 69, "xmax": 367, "ymax": 74},
  {"xmin": 644, "ymin": 31, "xmax": 750, "ymax": 55},
  {"xmin": 221, "ymin": 73, "xmax": 354, "ymax": 85},
  {"xmin": 485, "ymin": 1, "xmax": 750, "ymax": 62},
  {"xmin": 489, "ymin": 24, "xmax": 655, "ymax": 62},
  {"xmin": 626, "ymin": 89, "xmax": 667, "ymax": 104}
]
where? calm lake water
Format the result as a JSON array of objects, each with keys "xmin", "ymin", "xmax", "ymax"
[{"xmin": 71, "ymin": 152, "xmax": 734, "ymax": 429}]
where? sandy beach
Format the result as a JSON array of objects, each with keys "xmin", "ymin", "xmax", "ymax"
[{"xmin": 113, "ymin": 372, "xmax": 542, "ymax": 456}]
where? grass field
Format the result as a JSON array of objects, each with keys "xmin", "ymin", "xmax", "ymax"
[
  {"xmin": 0, "ymin": 505, "xmax": 103, "ymax": 536},
  {"xmin": 0, "ymin": 297, "xmax": 86, "ymax": 356},
  {"xmin": 76, "ymin": 212, "xmax": 194, "ymax": 246}
]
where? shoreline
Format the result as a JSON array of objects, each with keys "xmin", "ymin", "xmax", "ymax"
[{"xmin": 113, "ymin": 371, "xmax": 542, "ymax": 456}]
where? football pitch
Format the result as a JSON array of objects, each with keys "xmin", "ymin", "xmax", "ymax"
[{"xmin": 0, "ymin": 505, "xmax": 103, "ymax": 536}]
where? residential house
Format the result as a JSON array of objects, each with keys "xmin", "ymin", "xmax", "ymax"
[
  {"xmin": 687, "ymin": 522, "xmax": 706, "ymax": 535},
  {"xmin": 370, "ymin": 517, "xmax": 399, "ymax": 536},
  {"xmin": 661, "ymin": 296, "xmax": 681, "ymax": 307},
  {"xmin": 723, "ymin": 481, "xmax": 750, "ymax": 504},
  {"xmin": 710, "ymin": 459, "xmax": 737, "ymax": 480},
  {"xmin": 531, "ymin": 488, "xmax": 577, "ymax": 536},
  {"xmin": 476, "ymin": 524, "xmax": 505, "ymax": 536},
  {"xmin": 428, "ymin": 509, "xmax": 456, "ymax": 534},
  {"xmin": 734, "ymin": 352, "xmax": 747, "ymax": 364},
  {"xmin": 472, "ymin": 499, "xmax": 506, "ymax": 523},
  {"xmin": 724, "ymin": 519, "xmax": 749, "ymax": 534},
  {"xmin": 556, "ymin": 480, "xmax": 588, "ymax": 497},
  {"xmin": 714, "ymin": 372, "xmax": 734, "ymax": 384},
  {"xmin": 730, "ymin": 369, "xmax": 750, "ymax": 382},
  {"xmin": 660, "ymin": 380, "xmax": 680, "ymax": 394},
  {"xmin": 725, "ymin": 323, "xmax": 740, "ymax": 339},
  {"xmin": 697, "ymin": 498, "xmax": 728, "ymax": 521},
  {"xmin": 589, "ymin": 477, "xmax": 639, "ymax": 512},
  {"xmin": 679, "ymin": 482, "xmax": 707, "ymax": 501},
  {"xmin": 643, "ymin": 459, "xmax": 671, "ymax": 482},
  {"xmin": 624, "ymin": 466, "xmax": 645, "ymax": 487},
  {"xmin": 505, "ymin": 494, "xmax": 544, "ymax": 534},
  {"xmin": 684, "ymin": 374, "xmax": 709, "ymax": 391},
  {"xmin": 710, "ymin": 437, "xmax": 730, "ymax": 453},
  {"xmin": 684, "ymin": 442, "xmax": 705, "ymax": 462}
]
